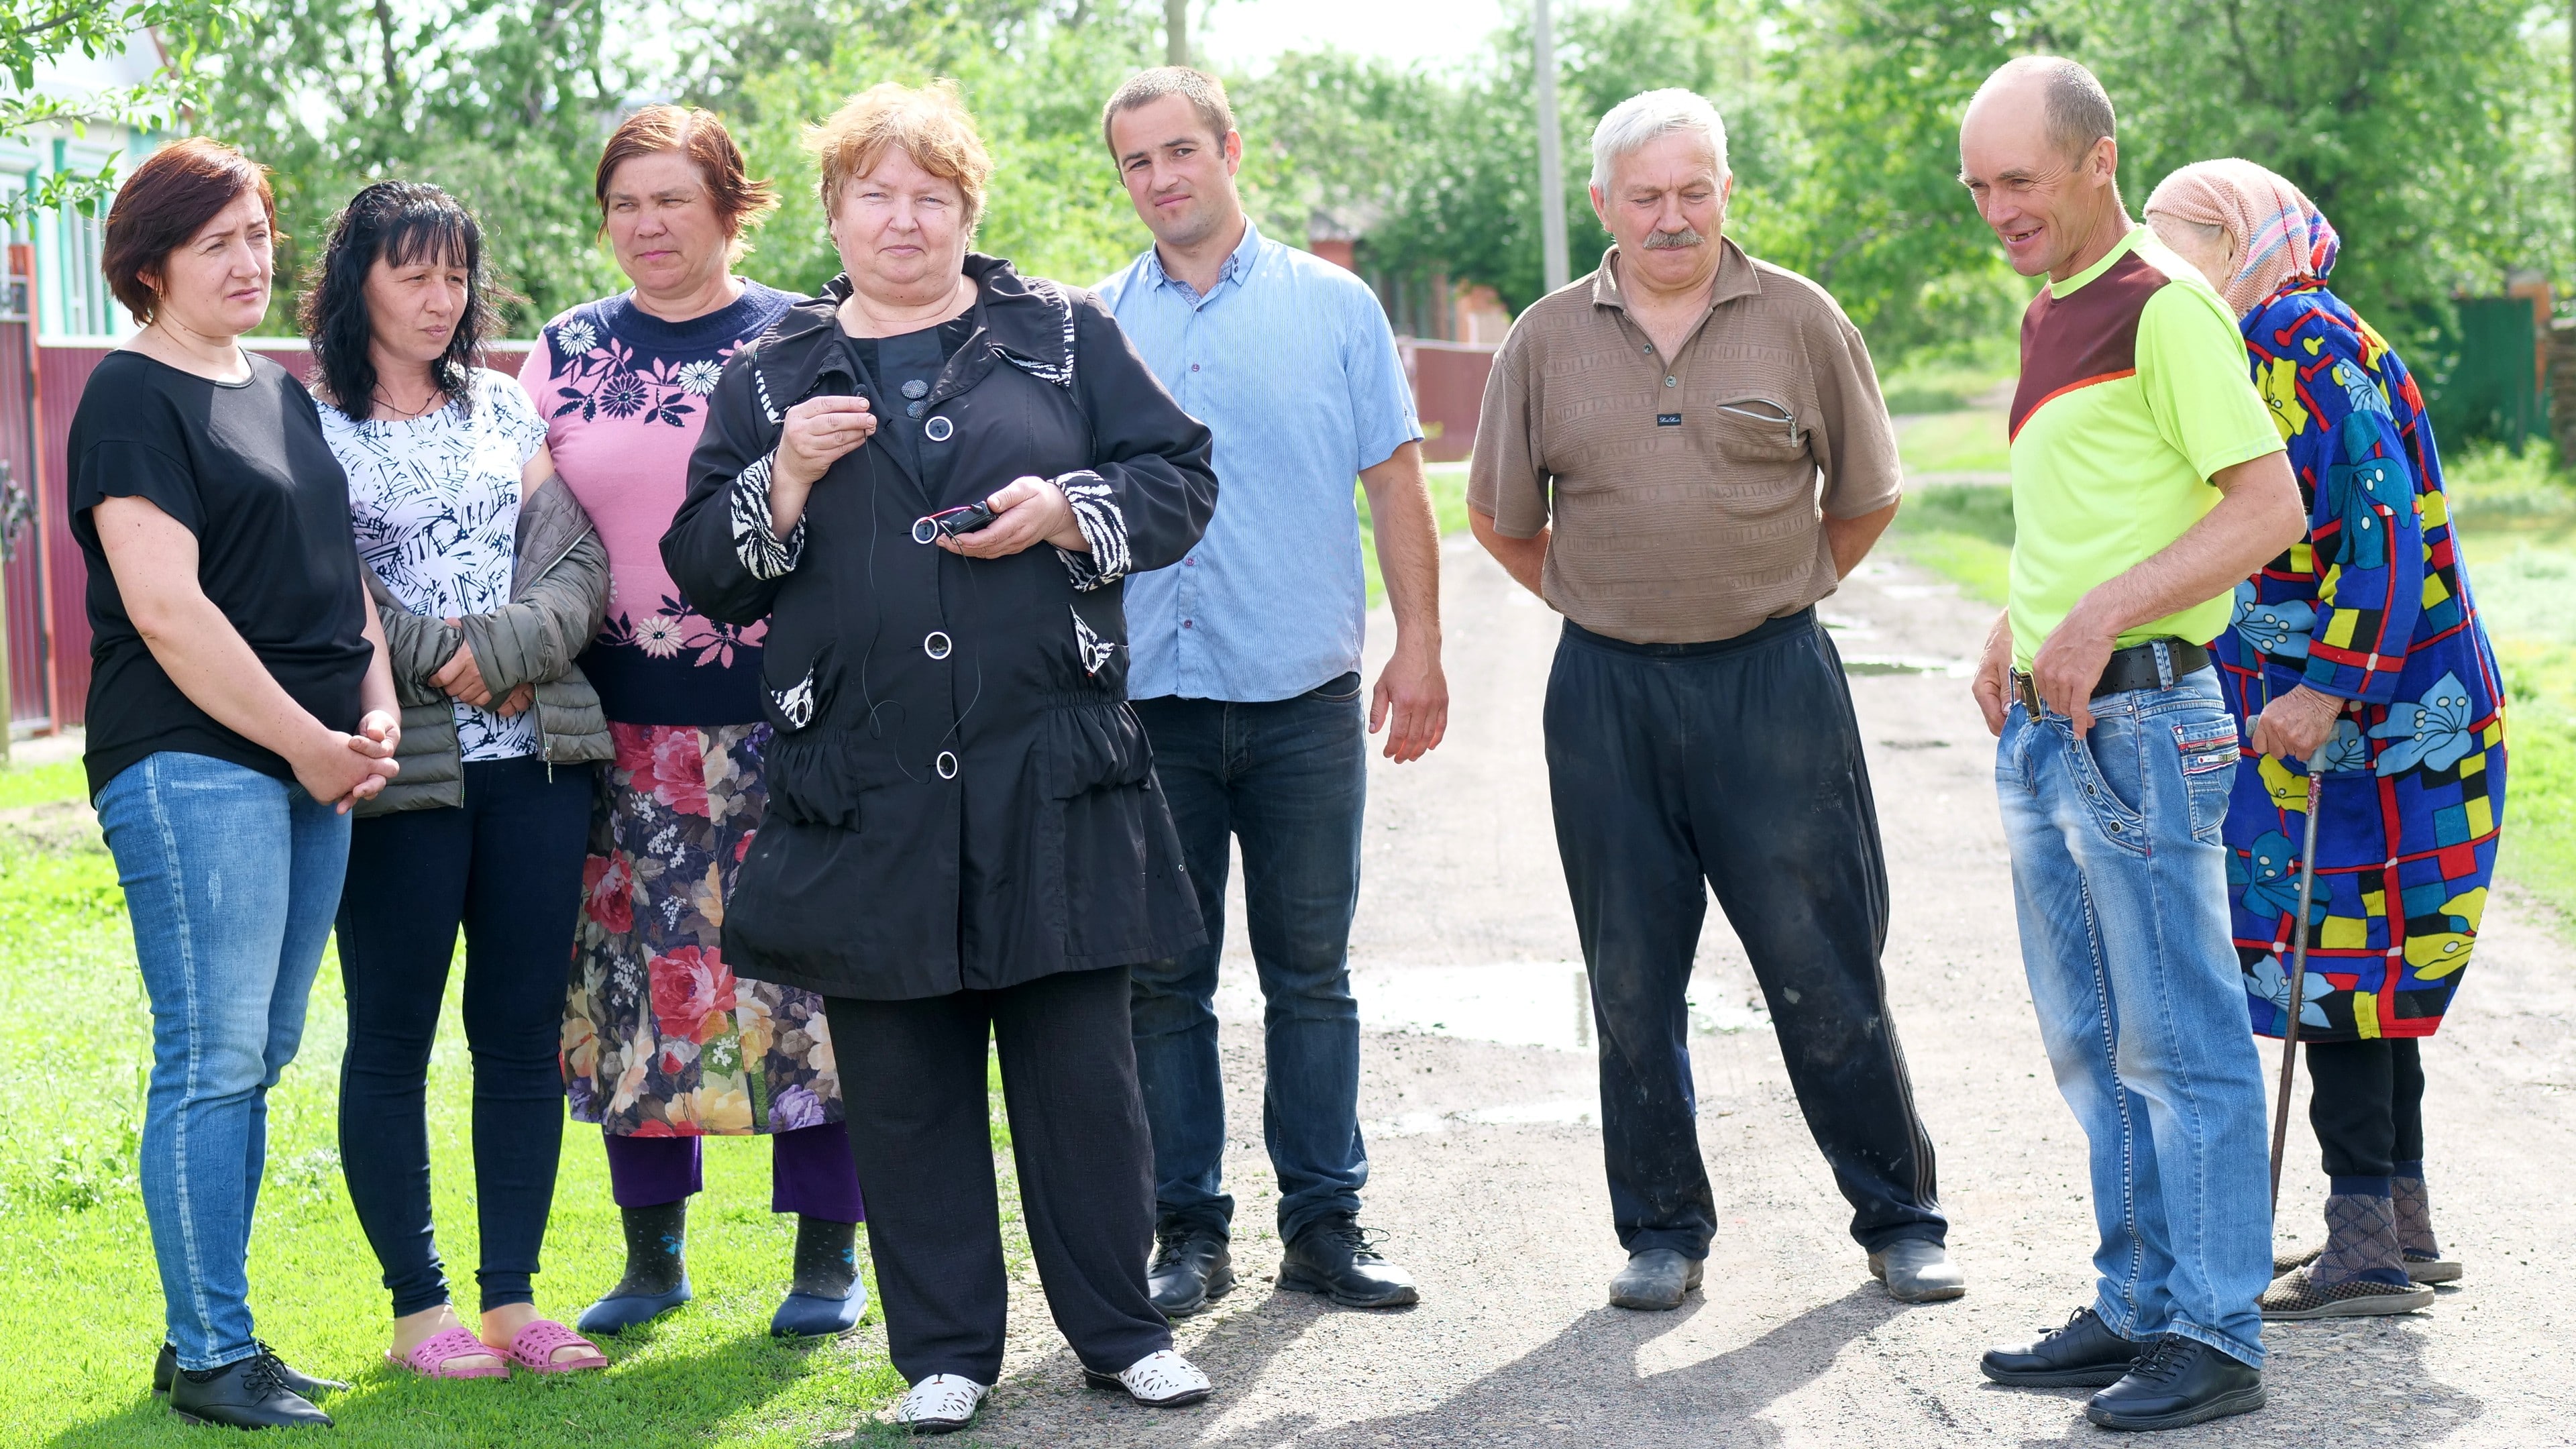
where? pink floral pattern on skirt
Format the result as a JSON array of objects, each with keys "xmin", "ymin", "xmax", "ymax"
[{"xmin": 560, "ymin": 722, "xmax": 843, "ymax": 1134}]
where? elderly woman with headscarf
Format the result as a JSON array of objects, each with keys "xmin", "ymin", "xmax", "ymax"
[
  {"xmin": 663, "ymin": 80, "xmax": 1218, "ymax": 1434},
  {"xmin": 2144, "ymin": 159, "xmax": 2506, "ymax": 1322}
]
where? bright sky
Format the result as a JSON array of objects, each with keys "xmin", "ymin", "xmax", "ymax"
[{"xmin": 1197, "ymin": 0, "xmax": 1515, "ymax": 72}]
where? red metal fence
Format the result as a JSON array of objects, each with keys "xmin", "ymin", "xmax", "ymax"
[
  {"xmin": 17, "ymin": 334, "xmax": 1477, "ymax": 733},
  {"xmin": 1401, "ymin": 339, "xmax": 1500, "ymax": 464},
  {"xmin": 17, "ymin": 339, "xmax": 531, "ymax": 732}
]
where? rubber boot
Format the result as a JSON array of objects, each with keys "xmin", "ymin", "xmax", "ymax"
[
  {"xmin": 578, "ymin": 1201, "xmax": 693, "ymax": 1336},
  {"xmin": 771, "ymin": 1216, "xmax": 865, "ymax": 1337}
]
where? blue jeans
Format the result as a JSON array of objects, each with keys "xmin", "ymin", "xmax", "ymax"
[
  {"xmin": 1130, "ymin": 676, "xmax": 1367, "ymax": 1242},
  {"xmin": 1995, "ymin": 665, "xmax": 2271, "ymax": 1368},
  {"xmin": 97, "ymin": 752, "xmax": 351, "ymax": 1372}
]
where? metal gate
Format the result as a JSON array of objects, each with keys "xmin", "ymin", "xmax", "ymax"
[{"xmin": 0, "ymin": 244, "xmax": 45, "ymax": 733}]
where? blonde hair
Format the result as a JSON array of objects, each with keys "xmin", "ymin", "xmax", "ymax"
[{"xmin": 805, "ymin": 80, "xmax": 994, "ymax": 231}]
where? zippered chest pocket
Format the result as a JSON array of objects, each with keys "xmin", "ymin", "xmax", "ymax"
[{"xmin": 1708, "ymin": 394, "xmax": 1804, "ymax": 462}]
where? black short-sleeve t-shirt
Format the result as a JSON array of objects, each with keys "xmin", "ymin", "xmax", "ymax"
[{"xmin": 69, "ymin": 350, "xmax": 373, "ymax": 799}]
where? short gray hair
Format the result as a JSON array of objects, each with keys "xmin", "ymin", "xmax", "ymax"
[
  {"xmin": 1980, "ymin": 54, "xmax": 2116, "ymax": 163},
  {"xmin": 1589, "ymin": 89, "xmax": 1728, "ymax": 192}
]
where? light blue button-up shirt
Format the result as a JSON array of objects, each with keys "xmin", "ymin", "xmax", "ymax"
[{"xmin": 1097, "ymin": 219, "xmax": 1422, "ymax": 702}]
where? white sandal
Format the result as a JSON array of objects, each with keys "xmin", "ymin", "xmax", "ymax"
[
  {"xmin": 893, "ymin": 1373, "xmax": 988, "ymax": 1434},
  {"xmin": 1083, "ymin": 1348, "xmax": 1212, "ymax": 1407}
]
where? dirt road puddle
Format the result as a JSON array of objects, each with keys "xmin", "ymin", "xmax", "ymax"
[{"xmin": 1219, "ymin": 961, "xmax": 1770, "ymax": 1053}]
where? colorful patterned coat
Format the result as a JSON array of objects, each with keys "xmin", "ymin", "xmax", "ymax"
[{"xmin": 2213, "ymin": 279, "xmax": 2507, "ymax": 1042}]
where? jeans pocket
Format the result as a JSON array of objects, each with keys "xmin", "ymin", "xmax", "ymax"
[
  {"xmin": 2174, "ymin": 716, "xmax": 2241, "ymax": 843},
  {"xmin": 2065, "ymin": 717, "xmax": 2151, "ymax": 853}
]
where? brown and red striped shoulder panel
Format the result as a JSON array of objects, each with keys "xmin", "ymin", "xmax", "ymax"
[{"xmin": 2010, "ymin": 248, "xmax": 2171, "ymax": 442}]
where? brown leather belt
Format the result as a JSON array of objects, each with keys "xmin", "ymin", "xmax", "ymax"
[{"xmin": 2012, "ymin": 638, "xmax": 2211, "ymax": 716}]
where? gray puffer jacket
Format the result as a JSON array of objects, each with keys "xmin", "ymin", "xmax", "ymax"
[{"xmin": 360, "ymin": 475, "xmax": 614, "ymax": 816}]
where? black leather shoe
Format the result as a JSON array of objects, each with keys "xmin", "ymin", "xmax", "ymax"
[
  {"xmin": 1980, "ymin": 1307, "xmax": 2143, "ymax": 1387},
  {"xmin": 2086, "ymin": 1336, "xmax": 2266, "ymax": 1430},
  {"xmin": 167, "ymin": 1350, "xmax": 333, "ymax": 1429},
  {"xmin": 156, "ymin": 1341, "xmax": 348, "ymax": 1398},
  {"xmin": 1276, "ymin": 1214, "xmax": 1419, "ymax": 1309},
  {"xmin": 1148, "ymin": 1223, "xmax": 1236, "ymax": 1318}
]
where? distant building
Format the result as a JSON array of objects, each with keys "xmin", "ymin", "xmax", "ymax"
[
  {"xmin": 1306, "ymin": 208, "xmax": 1511, "ymax": 463},
  {"xmin": 0, "ymin": 38, "xmax": 161, "ymax": 339}
]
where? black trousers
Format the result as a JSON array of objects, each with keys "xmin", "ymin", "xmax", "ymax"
[
  {"xmin": 2304, "ymin": 1037, "xmax": 2426, "ymax": 1179},
  {"xmin": 825, "ymin": 965, "xmax": 1168, "ymax": 1384},
  {"xmin": 335, "ymin": 757, "xmax": 594, "ymax": 1316},
  {"xmin": 1543, "ymin": 614, "xmax": 1946, "ymax": 1257}
]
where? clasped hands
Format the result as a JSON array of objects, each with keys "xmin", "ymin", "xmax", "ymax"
[{"xmin": 775, "ymin": 393, "xmax": 1085, "ymax": 557}]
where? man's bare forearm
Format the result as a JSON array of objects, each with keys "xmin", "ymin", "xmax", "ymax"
[
  {"xmin": 1825, "ymin": 499, "xmax": 1900, "ymax": 579},
  {"xmin": 2071, "ymin": 451, "xmax": 2304, "ymax": 640},
  {"xmin": 1360, "ymin": 442, "xmax": 1441, "ymax": 646},
  {"xmin": 1469, "ymin": 506, "xmax": 1549, "ymax": 597}
]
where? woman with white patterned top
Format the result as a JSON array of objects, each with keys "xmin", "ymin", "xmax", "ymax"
[{"xmin": 305, "ymin": 180, "xmax": 613, "ymax": 1378}]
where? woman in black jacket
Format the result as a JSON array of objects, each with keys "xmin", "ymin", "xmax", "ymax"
[{"xmin": 661, "ymin": 81, "xmax": 1218, "ymax": 1434}]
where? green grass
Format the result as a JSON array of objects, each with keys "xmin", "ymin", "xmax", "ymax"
[
  {"xmin": 1876, "ymin": 349, "xmax": 2017, "ymax": 416},
  {"xmin": 1884, "ymin": 434, "xmax": 2576, "ymax": 930},
  {"xmin": 1896, "ymin": 411, "xmax": 2011, "ymax": 477},
  {"xmin": 0, "ymin": 756, "xmax": 89, "ymax": 810},
  {"xmin": 1888, "ymin": 483, "xmax": 2015, "ymax": 604},
  {"xmin": 2447, "ymin": 441, "xmax": 2576, "ymax": 923},
  {"xmin": 1356, "ymin": 461, "xmax": 1473, "ymax": 609},
  {"xmin": 0, "ymin": 758, "xmax": 957, "ymax": 1446}
]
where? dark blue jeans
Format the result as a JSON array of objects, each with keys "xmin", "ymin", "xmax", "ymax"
[
  {"xmin": 336, "ymin": 757, "xmax": 594, "ymax": 1316},
  {"xmin": 1545, "ymin": 614, "xmax": 1947, "ymax": 1259},
  {"xmin": 1130, "ymin": 675, "xmax": 1368, "ymax": 1243}
]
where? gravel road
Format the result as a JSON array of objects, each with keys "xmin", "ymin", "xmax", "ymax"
[{"xmin": 936, "ymin": 539, "xmax": 2576, "ymax": 1448}]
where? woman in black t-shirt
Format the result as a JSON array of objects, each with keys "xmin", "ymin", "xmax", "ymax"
[{"xmin": 74, "ymin": 140, "xmax": 400, "ymax": 1432}]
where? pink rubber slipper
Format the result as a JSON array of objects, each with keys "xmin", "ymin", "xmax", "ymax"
[
  {"xmin": 386, "ymin": 1326, "xmax": 510, "ymax": 1379},
  {"xmin": 495, "ymin": 1319, "xmax": 608, "ymax": 1374}
]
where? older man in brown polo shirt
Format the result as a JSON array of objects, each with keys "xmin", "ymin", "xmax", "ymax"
[{"xmin": 1470, "ymin": 87, "xmax": 1957, "ymax": 1312}]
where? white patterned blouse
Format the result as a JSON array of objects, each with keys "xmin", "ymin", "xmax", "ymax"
[{"xmin": 322, "ymin": 368, "xmax": 549, "ymax": 761}]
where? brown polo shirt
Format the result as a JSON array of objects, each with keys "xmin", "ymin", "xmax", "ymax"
[{"xmin": 1468, "ymin": 239, "xmax": 1902, "ymax": 645}]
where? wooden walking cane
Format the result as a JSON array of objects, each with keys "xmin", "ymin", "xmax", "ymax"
[{"xmin": 2267, "ymin": 768, "xmax": 2326, "ymax": 1210}]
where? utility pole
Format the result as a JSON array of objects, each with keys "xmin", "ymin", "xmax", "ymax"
[
  {"xmin": 1166, "ymin": 0, "xmax": 1188, "ymax": 66},
  {"xmin": 1534, "ymin": 0, "xmax": 1568, "ymax": 292}
]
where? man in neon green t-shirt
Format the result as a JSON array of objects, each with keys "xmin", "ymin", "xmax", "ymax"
[{"xmin": 1956, "ymin": 56, "xmax": 2306, "ymax": 1434}]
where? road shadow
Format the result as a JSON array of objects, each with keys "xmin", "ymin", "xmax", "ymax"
[
  {"xmin": 969, "ymin": 1279, "xmax": 1336, "ymax": 1446},
  {"xmin": 2006, "ymin": 1309, "xmax": 2483, "ymax": 1446},
  {"xmin": 1177, "ymin": 1285, "xmax": 1907, "ymax": 1447}
]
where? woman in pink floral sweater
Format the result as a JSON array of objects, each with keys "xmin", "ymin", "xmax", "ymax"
[{"xmin": 521, "ymin": 105, "xmax": 865, "ymax": 1340}]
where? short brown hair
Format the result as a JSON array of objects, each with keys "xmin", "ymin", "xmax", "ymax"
[
  {"xmin": 806, "ymin": 80, "xmax": 994, "ymax": 230},
  {"xmin": 101, "ymin": 138, "xmax": 279, "ymax": 325},
  {"xmin": 594, "ymin": 105, "xmax": 779, "ymax": 257},
  {"xmin": 1101, "ymin": 66, "xmax": 1236, "ymax": 157}
]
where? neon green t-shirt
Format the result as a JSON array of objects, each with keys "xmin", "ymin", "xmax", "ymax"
[{"xmin": 2005, "ymin": 227, "xmax": 2285, "ymax": 669}]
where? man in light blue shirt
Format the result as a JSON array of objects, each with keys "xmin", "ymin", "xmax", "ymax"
[{"xmin": 1097, "ymin": 66, "xmax": 1449, "ymax": 1318}]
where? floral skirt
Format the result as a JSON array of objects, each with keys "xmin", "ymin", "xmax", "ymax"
[{"xmin": 560, "ymin": 722, "xmax": 844, "ymax": 1134}]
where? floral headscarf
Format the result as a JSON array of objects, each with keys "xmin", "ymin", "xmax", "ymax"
[{"xmin": 2143, "ymin": 158, "xmax": 2341, "ymax": 315}]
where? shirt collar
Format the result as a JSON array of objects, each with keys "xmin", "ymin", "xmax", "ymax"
[
  {"xmin": 2048, "ymin": 223, "xmax": 2143, "ymax": 299},
  {"xmin": 1145, "ymin": 217, "xmax": 1264, "ymax": 301},
  {"xmin": 1591, "ymin": 235, "xmax": 1761, "ymax": 314}
]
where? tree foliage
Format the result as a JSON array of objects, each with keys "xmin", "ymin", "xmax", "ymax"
[
  {"xmin": 1, "ymin": 0, "xmax": 235, "ymax": 219},
  {"xmin": 201, "ymin": 0, "xmax": 629, "ymax": 332},
  {"xmin": 186, "ymin": 0, "xmax": 2569, "ymax": 368}
]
